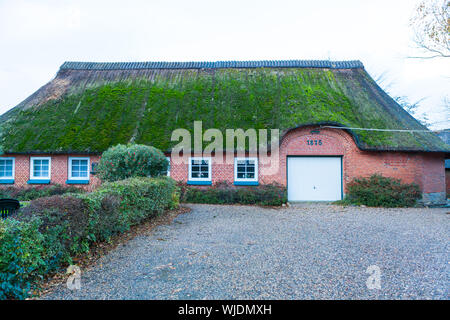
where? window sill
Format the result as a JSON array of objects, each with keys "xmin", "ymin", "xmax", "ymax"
[
  {"xmin": 187, "ymin": 180, "xmax": 212, "ymax": 186},
  {"xmin": 0, "ymin": 179, "xmax": 14, "ymax": 184},
  {"xmin": 234, "ymin": 181, "xmax": 259, "ymax": 186},
  {"xmin": 27, "ymin": 179, "xmax": 50, "ymax": 184},
  {"xmin": 66, "ymin": 180, "xmax": 89, "ymax": 185}
]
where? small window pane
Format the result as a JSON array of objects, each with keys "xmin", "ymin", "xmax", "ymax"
[
  {"xmin": 0, "ymin": 159, "xmax": 13, "ymax": 178},
  {"xmin": 71, "ymin": 158, "xmax": 89, "ymax": 179},
  {"xmin": 190, "ymin": 158, "xmax": 210, "ymax": 180},
  {"xmin": 236, "ymin": 158, "xmax": 257, "ymax": 181}
]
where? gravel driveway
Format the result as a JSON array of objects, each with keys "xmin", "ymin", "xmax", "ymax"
[{"xmin": 43, "ymin": 204, "xmax": 449, "ymax": 300}]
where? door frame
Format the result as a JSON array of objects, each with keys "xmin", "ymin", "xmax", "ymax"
[{"xmin": 286, "ymin": 155, "xmax": 344, "ymax": 201}]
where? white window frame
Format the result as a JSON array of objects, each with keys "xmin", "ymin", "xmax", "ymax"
[
  {"xmin": 30, "ymin": 157, "xmax": 51, "ymax": 180},
  {"xmin": 0, "ymin": 157, "xmax": 15, "ymax": 180},
  {"xmin": 68, "ymin": 157, "xmax": 90, "ymax": 180},
  {"xmin": 188, "ymin": 157, "xmax": 212, "ymax": 182},
  {"xmin": 234, "ymin": 157, "xmax": 258, "ymax": 182},
  {"xmin": 166, "ymin": 157, "xmax": 171, "ymax": 177}
]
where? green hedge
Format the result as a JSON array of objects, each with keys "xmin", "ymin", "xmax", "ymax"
[
  {"xmin": 0, "ymin": 176, "xmax": 178, "ymax": 300},
  {"xmin": 180, "ymin": 181, "xmax": 287, "ymax": 206},
  {"xmin": 341, "ymin": 174, "xmax": 421, "ymax": 207},
  {"xmin": 96, "ymin": 144, "xmax": 168, "ymax": 182},
  {"xmin": 0, "ymin": 184, "xmax": 83, "ymax": 201}
]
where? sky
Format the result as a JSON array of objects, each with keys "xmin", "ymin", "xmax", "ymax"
[{"xmin": 0, "ymin": 0, "xmax": 448, "ymax": 130}]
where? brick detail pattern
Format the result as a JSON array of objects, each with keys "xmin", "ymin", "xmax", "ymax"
[
  {"xmin": 0, "ymin": 154, "xmax": 101, "ymax": 191},
  {"xmin": 446, "ymin": 170, "xmax": 450, "ymax": 195},
  {"xmin": 1, "ymin": 127, "xmax": 446, "ymax": 203}
]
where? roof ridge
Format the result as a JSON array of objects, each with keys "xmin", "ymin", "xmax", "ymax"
[{"xmin": 60, "ymin": 60, "xmax": 364, "ymax": 71}]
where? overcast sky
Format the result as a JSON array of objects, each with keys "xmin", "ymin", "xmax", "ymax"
[{"xmin": 0, "ymin": 0, "xmax": 448, "ymax": 129}]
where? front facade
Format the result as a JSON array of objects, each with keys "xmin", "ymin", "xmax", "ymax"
[
  {"xmin": 0, "ymin": 60, "xmax": 448, "ymax": 204},
  {"xmin": 0, "ymin": 126, "xmax": 446, "ymax": 204},
  {"xmin": 168, "ymin": 126, "xmax": 446, "ymax": 204}
]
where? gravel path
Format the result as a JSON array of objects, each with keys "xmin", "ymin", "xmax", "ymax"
[{"xmin": 43, "ymin": 204, "xmax": 449, "ymax": 300}]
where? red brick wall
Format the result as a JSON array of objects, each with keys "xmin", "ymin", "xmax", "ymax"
[
  {"xmin": 168, "ymin": 126, "xmax": 445, "ymax": 203},
  {"xmin": 169, "ymin": 154, "xmax": 257, "ymax": 184},
  {"xmin": 446, "ymin": 170, "xmax": 450, "ymax": 196},
  {"xmin": 274, "ymin": 127, "xmax": 444, "ymax": 198},
  {"xmin": 0, "ymin": 154, "xmax": 101, "ymax": 191},
  {"xmin": 1, "ymin": 127, "xmax": 446, "ymax": 203}
]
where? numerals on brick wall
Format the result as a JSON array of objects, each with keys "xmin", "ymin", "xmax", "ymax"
[{"xmin": 306, "ymin": 139, "xmax": 322, "ymax": 146}]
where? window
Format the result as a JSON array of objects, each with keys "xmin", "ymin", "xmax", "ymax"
[
  {"xmin": 234, "ymin": 157, "xmax": 258, "ymax": 182},
  {"xmin": 0, "ymin": 158, "xmax": 14, "ymax": 180},
  {"xmin": 68, "ymin": 157, "xmax": 90, "ymax": 180},
  {"xmin": 30, "ymin": 157, "xmax": 51, "ymax": 180},
  {"xmin": 91, "ymin": 162, "xmax": 98, "ymax": 175},
  {"xmin": 165, "ymin": 157, "xmax": 171, "ymax": 177},
  {"xmin": 188, "ymin": 157, "xmax": 211, "ymax": 182}
]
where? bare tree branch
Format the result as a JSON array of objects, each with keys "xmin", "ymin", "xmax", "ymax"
[{"xmin": 409, "ymin": 0, "xmax": 449, "ymax": 59}]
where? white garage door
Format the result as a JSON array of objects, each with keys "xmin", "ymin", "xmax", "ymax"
[{"xmin": 287, "ymin": 157, "xmax": 342, "ymax": 201}]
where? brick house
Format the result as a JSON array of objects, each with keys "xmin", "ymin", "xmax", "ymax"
[{"xmin": 0, "ymin": 60, "xmax": 448, "ymax": 204}]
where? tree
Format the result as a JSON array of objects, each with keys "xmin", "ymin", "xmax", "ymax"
[
  {"xmin": 393, "ymin": 96, "xmax": 430, "ymax": 127},
  {"xmin": 409, "ymin": 0, "xmax": 449, "ymax": 59},
  {"xmin": 373, "ymin": 72, "xmax": 430, "ymax": 127}
]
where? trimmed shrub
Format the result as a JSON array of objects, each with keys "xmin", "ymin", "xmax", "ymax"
[
  {"xmin": 343, "ymin": 174, "xmax": 421, "ymax": 207},
  {"xmin": 0, "ymin": 218, "xmax": 45, "ymax": 300},
  {"xmin": 90, "ymin": 176, "xmax": 179, "ymax": 238},
  {"xmin": 181, "ymin": 181, "xmax": 287, "ymax": 206},
  {"xmin": 97, "ymin": 144, "xmax": 168, "ymax": 182},
  {"xmin": 19, "ymin": 196, "xmax": 91, "ymax": 262},
  {"xmin": 0, "ymin": 184, "xmax": 83, "ymax": 201},
  {"xmin": 0, "ymin": 176, "xmax": 178, "ymax": 299}
]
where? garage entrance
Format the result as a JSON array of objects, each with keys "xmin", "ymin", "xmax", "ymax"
[{"xmin": 287, "ymin": 156, "xmax": 342, "ymax": 201}]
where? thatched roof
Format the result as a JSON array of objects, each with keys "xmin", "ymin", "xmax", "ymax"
[{"xmin": 0, "ymin": 60, "xmax": 448, "ymax": 154}]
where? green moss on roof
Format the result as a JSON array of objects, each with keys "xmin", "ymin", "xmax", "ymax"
[{"xmin": 0, "ymin": 63, "xmax": 448, "ymax": 153}]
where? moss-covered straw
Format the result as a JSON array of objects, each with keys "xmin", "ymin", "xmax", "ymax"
[{"xmin": 0, "ymin": 61, "xmax": 448, "ymax": 153}]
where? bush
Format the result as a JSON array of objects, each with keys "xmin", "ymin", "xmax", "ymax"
[
  {"xmin": 181, "ymin": 181, "xmax": 286, "ymax": 206},
  {"xmin": 90, "ymin": 176, "xmax": 178, "ymax": 239},
  {"xmin": 97, "ymin": 144, "xmax": 168, "ymax": 182},
  {"xmin": 0, "ymin": 176, "xmax": 178, "ymax": 299},
  {"xmin": 0, "ymin": 184, "xmax": 83, "ymax": 201},
  {"xmin": 0, "ymin": 218, "xmax": 45, "ymax": 300},
  {"xmin": 19, "ymin": 196, "xmax": 91, "ymax": 263},
  {"xmin": 343, "ymin": 174, "xmax": 421, "ymax": 207}
]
